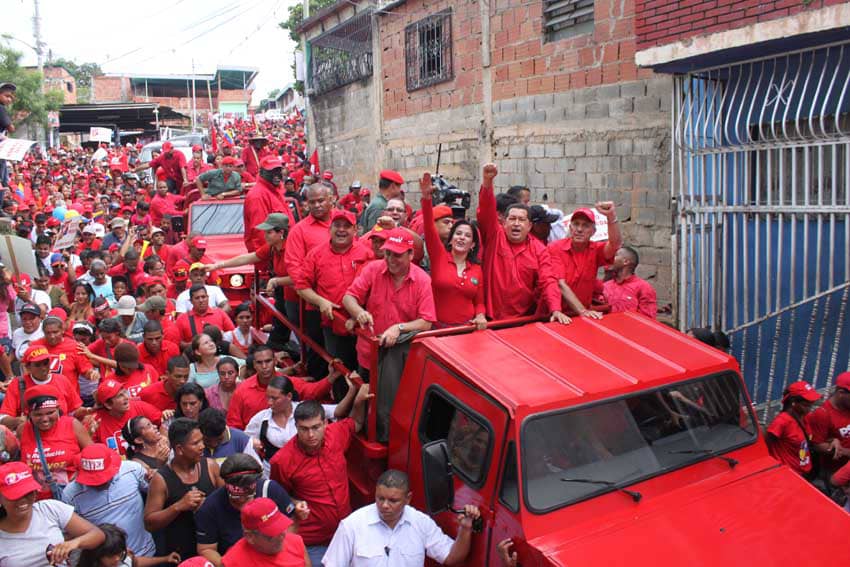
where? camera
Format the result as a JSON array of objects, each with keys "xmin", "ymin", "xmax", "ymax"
[{"xmin": 431, "ymin": 175, "xmax": 471, "ymax": 219}]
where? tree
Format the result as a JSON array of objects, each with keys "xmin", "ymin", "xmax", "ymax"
[
  {"xmin": 267, "ymin": 88, "xmax": 281, "ymax": 100},
  {"xmin": 279, "ymin": 0, "xmax": 337, "ymax": 93},
  {"xmin": 51, "ymin": 57, "xmax": 102, "ymax": 103},
  {"xmin": 0, "ymin": 42, "xmax": 63, "ymax": 129}
]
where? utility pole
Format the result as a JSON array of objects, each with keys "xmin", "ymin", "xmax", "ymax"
[
  {"xmin": 191, "ymin": 58, "xmax": 198, "ymax": 132},
  {"xmin": 32, "ymin": 0, "xmax": 44, "ymax": 74}
]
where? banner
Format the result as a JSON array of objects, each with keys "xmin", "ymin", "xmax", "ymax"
[
  {"xmin": 89, "ymin": 127, "xmax": 113, "ymax": 143},
  {"xmin": 53, "ymin": 218, "xmax": 81, "ymax": 251},
  {"xmin": 0, "ymin": 138, "xmax": 36, "ymax": 161},
  {"xmin": 47, "ymin": 111, "xmax": 60, "ymax": 128},
  {"xmin": 0, "ymin": 234, "xmax": 38, "ymax": 276}
]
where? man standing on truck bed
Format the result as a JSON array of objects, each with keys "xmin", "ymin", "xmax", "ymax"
[{"xmin": 322, "ymin": 469, "xmax": 481, "ymax": 567}]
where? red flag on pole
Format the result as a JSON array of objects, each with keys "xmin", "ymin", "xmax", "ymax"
[{"xmin": 309, "ymin": 150, "xmax": 319, "ymax": 175}]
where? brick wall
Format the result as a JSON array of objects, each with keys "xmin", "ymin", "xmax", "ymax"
[
  {"xmin": 636, "ymin": 0, "xmax": 846, "ymax": 49},
  {"xmin": 492, "ymin": 0, "xmax": 649, "ymax": 101},
  {"xmin": 379, "ymin": 0, "xmax": 484, "ymax": 120},
  {"xmin": 93, "ymin": 76, "xmax": 129, "ymax": 103}
]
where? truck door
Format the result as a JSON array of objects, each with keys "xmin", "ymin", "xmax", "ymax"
[{"xmin": 408, "ymin": 358, "xmax": 509, "ymax": 566}]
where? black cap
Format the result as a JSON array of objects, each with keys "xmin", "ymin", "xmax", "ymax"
[
  {"xmin": 0, "ymin": 83, "xmax": 16, "ymax": 93},
  {"xmin": 529, "ymin": 205, "xmax": 559, "ymax": 224},
  {"xmin": 19, "ymin": 303, "xmax": 41, "ymax": 317}
]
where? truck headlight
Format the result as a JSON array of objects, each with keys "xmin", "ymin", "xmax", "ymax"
[{"xmin": 230, "ymin": 274, "xmax": 244, "ymax": 287}]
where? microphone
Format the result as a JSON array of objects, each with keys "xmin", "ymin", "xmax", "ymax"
[{"xmin": 384, "ymin": 546, "xmax": 390, "ymax": 556}]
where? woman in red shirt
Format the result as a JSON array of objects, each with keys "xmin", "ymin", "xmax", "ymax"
[
  {"xmin": 766, "ymin": 380, "xmax": 821, "ymax": 478},
  {"xmin": 19, "ymin": 384, "xmax": 92, "ymax": 499},
  {"xmin": 420, "ymin": 174, "xmax": 487, "ymax": 329}
]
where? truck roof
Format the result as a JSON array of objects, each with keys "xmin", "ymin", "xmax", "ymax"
[{"xmin": 420, "ymin": 312, "xmax": 735, "ymax": 415}]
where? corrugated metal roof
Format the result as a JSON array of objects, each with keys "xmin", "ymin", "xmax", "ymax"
[{"xmin": 421, "ymin": 312, "xmax": 734, "ymax": 413}]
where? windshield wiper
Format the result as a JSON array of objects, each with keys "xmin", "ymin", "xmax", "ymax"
[
  {"xmin": 560, "ymin": 477, "xmax": 642, "ymax": 502},
  {"xmin": 666, "ymin": 449, "xmax": 738, "ymax": 468}
]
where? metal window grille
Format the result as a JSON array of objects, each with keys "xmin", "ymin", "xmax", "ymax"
[
  {"xmin": 544, "ymin": 0, "xmax": 594, "ymax": 42},
  {"xmin": 308, "ymin": 10, "xmax": 373, "ymax": 96},
  {"xmin": 405, "ymin": 9, "xmax": 453, "ymax": 92}
]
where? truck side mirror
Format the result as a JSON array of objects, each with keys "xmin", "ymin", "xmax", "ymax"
[{"xmin": 422, "ymin": 439, "xmax": 454, "ymax": 514}]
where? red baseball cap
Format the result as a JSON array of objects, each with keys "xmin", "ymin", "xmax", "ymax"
[
  {"xmin": 330, "ymin": 209, "xmax": 356, "ymax": 226},
  {"xmin": 368, "ymin": 229, "xmax": 390, "ymax": 241},
  {"xmin": 240, "ymin": 497, "xmax": 292, "ymax": 536},
  {"xmin": 221, "ymin": 156, "xmax": 236, "ymax": 166},
  {"xmin": 16, "ymin": 274, "xmax": 32, "ymax": 290},
  {"xmin": 23, "ymin": 345, "xmax": 51, "ymax": 364},
  {"xmin": 571, "ymin": 207, "xmax": 596, "ymax": 224},
  {"xmin": 191, "ymin": 236, "xmax": 208, "ymax": 249},
  {"xmin": 25, "ymin": 383, "xmax": 61, "ymax": 412},
  {"xmin": 96, "ymin": 379, "xmax": 124, "ymax": 405},
  {"xmin": 380, "ymin": 228, "xmax": 414, "ymax": 254},
  {"xmin": 260, "ymin": 156, "xmax": 284, "ymax": 170},
  {"xmin": 433, "ymin": 205, "xmax": 453, "ymax": 221},
  {"xmin": 173, "ymin": 266, "xmax": 189, "ymax": 281},
  {"xmin": 836, "ymin": 371, "xmax": 850, "ymax": 390},
  {"xmin": 322, "ymin": 171, "xmax": 334, "ymax": 180},
  {"xmin": 379, "ymin": 169, "xmax": 404, "ymax": 185},
  {"xmin": 178, "ymin": 558, "xmax": 215, "ymax": 567},
  {"xmin": 162, "ymin": 141, "xmax": 174, "ymax": 151},
  {"xmin": 0, "ymin": 462, "xmax": 42, "ymax": 500},
  {"xmin": 75, "ymin": 444, "xmax": 121, "ymax": 486},
  {"xmin": 48, "ymin": 307, "xmax": 67, "ymax": 322},
  {"xmin": 192, "ymin": 144, "xmax": 203, "ymax": 152},
  {"xmin": 783, "ymin": 381, "xmax": 821, "ymax": 403}
]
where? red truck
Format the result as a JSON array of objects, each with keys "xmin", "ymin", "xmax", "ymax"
[{"xmin": 256, "ymin": 302, "xmax": 850, "ymax": 566}]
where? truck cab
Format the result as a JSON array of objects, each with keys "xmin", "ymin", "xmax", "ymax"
[{"xmin": 336, "ymin": 312, "xmax": 850, "ymax": 566}]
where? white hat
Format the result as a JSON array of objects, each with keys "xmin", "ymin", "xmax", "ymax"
[
  {"xmin": 91, "ymin": 223, "xmax": 106, "ymax": 238},
  {"xmin": 116, "ymin": 295, "xmax": 137, "ymax": 316},
  {"xmin": 82, "ymin": 224, "xmax": 97, "ymax": 235}
]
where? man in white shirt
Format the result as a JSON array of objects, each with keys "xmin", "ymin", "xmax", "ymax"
[
  {"xmin": 11, "ymin": 303, "xmax": 44, "ymax": 361},
  {"xmin": 322, "ymin": 469, "xmax": 480, "ymax": 567},
  {"xmin": 175, "ymin": 262, "xmax": 229, "ymax": 313}
]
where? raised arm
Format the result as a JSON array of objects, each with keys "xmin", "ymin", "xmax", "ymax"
[
  {"xmin": 477, "ymin": 164, "xmax": 500, "ymax": 241},
  {"xmin": 420, "ymin": 172, "xmax": 448, "ymax": 268}
]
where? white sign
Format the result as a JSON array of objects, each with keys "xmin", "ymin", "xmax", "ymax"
[
  {"xmin": 295, "ymin": 51, "xmax": 305, "ymax": 82},
  {"xmin": 89, "ymin": 127, "xmax": 113, "ymax": 143},
  {"xmin": 53, "ymin": 218, "xmax": 81, "ymax": 251},
  {"xmin": 562, "ymin": 208, "xmax": 609, "ymax": 242},
  {"xmin": 0, "ymin": 234, "xmax": 38, "ymax": 276},
  {"xmin": 0, "ymin": 138, "xmax": 36, "ymax": 161},
  {"xmin": 90, "ymin": 147, "xmax": 107, "ymax": 163},
  {"xmin": 47, "ymin": 111, "xmax": 60, "ymax": 128}
]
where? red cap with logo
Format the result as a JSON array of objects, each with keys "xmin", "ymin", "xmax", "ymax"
[
  {"xmin": 330, "ymin": 209, "xmax": 356, "ymax": 226},
  {"xmin": 23, "ymin": 345, "xmax": 51, "ymax": 364},
  {"xmin": 260, "ymin": 156, "xmax": 284, "ymax": 170},
  {"xmin": 75, "ymin": 444, "xmax": 121, "ymax": 486},
  {"xmin": 96, "ymin": 379, "xmax": 124, "ymax": 405},
  {"xmin": 0, "ymin": 461, "xmax": 42, "ymax": 500},
  {"xmin": 380, "ymin": 228, "xmax": 415, "ymax": 254},
  {"xmin": 191, "ymin": 236, "xmax": 208, "ymax": 249},
  {"xmin": 322, "ymin": 171, "xmax": 334, "ymax": 180},
  {"xmin": 782, "ymin": 381, "xmax": 822, "ymax": 403},
  {"xmin": 240, "ymin": 497, "xmax": 292, "ymax": 536},
  {"xmin": 570, "ymin": 207, "xmax": 596, "ymax": 224},
  {"xmin": 221, "ymin": 156, "xmax": 236, "ymax": 166}
]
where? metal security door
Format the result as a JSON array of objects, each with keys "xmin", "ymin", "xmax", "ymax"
[{"xmin": 673, "ymin": 41, "xmax": 850, "ymax": 419}]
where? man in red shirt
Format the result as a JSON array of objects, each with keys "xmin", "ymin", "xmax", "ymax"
[
  {"xmin": 221, "ymin": 497, "xmax": 307, "ymax": 567},
  {"xmin": 185, "ymin": 145, "xmax": 211, "ymax": 183},
  {"xmin": 270, "ymin": 393, "xmax": 370, "ymax": 564},
  {"xmin": 140, "ymin": 355, "xmax": 189, "ymax": 411},
  {"xmin": 296, "ymin": 209, "xmax": 370, "ymax": 376},
  {"xmin": 92, "ymin": 379, "xmax": 162, "ymax": 454},
  {"xmin": 134, "ymin": 141, "xmax": 188, "ymax": 194},
  {"xmin": 807, "ymin": 371, "xmax": 850, "ymax": 475},
  {"xmin": 338, "ymin": 180, "xmax": 362, "ymax": 213},
  {"xmin": 0, "ymin": 345, "xmax": 84, "ymax": 430},
  {"xmin": 149, "ymin": 180, "xmax": 183, "ymax": 227},
  {"xmin": 137, "ymin": 318, "xmax": 181, "ymax": 376},
  {"xmin": 343, "ymin": 228, "xmax": 437, "ymax": 379},
  {"xmin": 476, "ymin": 164, "xmax": 568, "ymax": 323},
  {"xmin": 241, "ymin": 136, "xmax": 270, "ymax": 178},
  {"xmin": 104, "ymin": 342, "xmax": 157, "ymax": 399},
  {"xmin": 32, "ymin": 315, "xmax": 99, "ymax": 395},
  {"xmin": 175, "ymin": 285, "xmax": 235, "ymax": 349},
  {"xmin": 244, "ymin": 157, "xmax": 295, "ymax": 252},
  {"xmin": 548, "ymin": 201, "xmax": 622, "ymax": 317},
  {"xmin": 766, "ymin": 381, "xmax": 820, "ymax": 477},
  {"xmin": 226, "ymin": 345, "xmax": 338, "ymax": 430},
  {"xmin": 602, "ymin": 246, "xmax": 657, "ymax": 319}
]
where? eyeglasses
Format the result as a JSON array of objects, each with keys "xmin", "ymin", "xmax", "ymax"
[{"xmin": 385, "ymin": 207, "xmax": 405, "ymax": 212}]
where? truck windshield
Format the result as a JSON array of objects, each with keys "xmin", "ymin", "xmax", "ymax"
[
  {"xmin": 190, "ymin": 203, "xmax": 244, "ymax": 235},
  {"xmin": 521, "ymin": 372, "xmax": 757, "ymax": 513}
]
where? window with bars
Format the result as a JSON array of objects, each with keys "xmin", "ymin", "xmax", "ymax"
[
  {"xmin": 405, "ymin": 9, "xmax": 453, "ymax": 92},
  {"xmin": 544, "ymin": 0, "xmax": 594, "ymax": 42}
]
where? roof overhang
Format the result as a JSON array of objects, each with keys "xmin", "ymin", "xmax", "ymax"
[{"xmin": 58, "ymin": 103, "xmax": 187, "ymax": 133}]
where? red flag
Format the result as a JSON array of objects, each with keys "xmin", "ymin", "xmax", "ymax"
[{"xmin": 309, "ymin": 150, "xmax": 319, "ymax": 175}]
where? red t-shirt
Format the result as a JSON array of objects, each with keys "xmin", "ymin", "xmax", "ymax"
[
  {"xmin": 806, "ymin": 399, "xmax": 850, "ymax": 472},
  {"xmin": 93, "ymin": 401, "xmax": 162, "ymax": 455},
  {"xmin": 0, "ymin": 374, "xmax": 82, "ymax": 418},
  {"xmin": 270, "ymin": 418, "xmax": 356, "ymax": 545},
  {"xmin": 138, "ymin": 339, "xmax": 181, "ymax": 377},
  {"xmin": 148, "ymin": 151, "xmax": 187, "ymax": 184},
  {"xmin": 30, "ymin": 337, "xmax": 94, "ymax": 395},
  {"xmin": 548, "ymin": 239, "xmax": 614, "ymax": 311},
  {"xmin": 139, "ymin": 380, "xmax": 177, "ymax": 411},
  {"xmin": 225, "ymin": 375, "xmax": 332, "ymax": 430},
  {"xmin": 222, "ymin": 533, "xmax": 306, "ymax": 567},
  {"xmin": 767, "ymin": 412, "xmax": 813, "ymax": 475},
  {"xmin": 175, "ymin": 308, "xmax": 235, "ymax": 343},
  {"xmin": 284, "ymin": 215, "xmax": 332, "ymax": 286},
  {"xmin": 602, "ymin": 274, "xmax": 658, "ymax": 318},
  {"xmin": 105, "ymin": 364, "xmax": 158, "ymax": 399},
  {"xmin": 20, "ymin": 417, "xmax": 81, "ymax": 500}
]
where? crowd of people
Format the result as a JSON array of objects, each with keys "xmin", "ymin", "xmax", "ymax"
[{"xmin": 0, "ymin": 75, "xmax": 673, "ymax": 567}]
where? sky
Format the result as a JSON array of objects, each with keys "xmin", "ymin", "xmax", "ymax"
[{"xmin": 2, "ymin": 0, "xmax": 300, "ymax": 105}]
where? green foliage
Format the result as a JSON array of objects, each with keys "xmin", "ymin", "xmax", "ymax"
[
  {"xmin": 278, "ymin": 0, "xmax": 338, "ymax": 43},
  {"xmin": 267, "ymin": 88, "xmax": 282, "ymax": 100},
  {"xmin": 51, "ymin": 57, "xmax": 102, "ymax": 103},
  {"xmin": 0, "ymin": 43, "xmax": 63, "ymax": 128}
]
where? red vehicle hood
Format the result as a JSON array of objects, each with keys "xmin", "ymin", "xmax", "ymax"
[
  {"xmin": 201, "ymin": 235, "xmax": 249, "ymax": 275},
  {"xmin": 533, "ymin": 464, "xmax": 850, "ymax": 566}
]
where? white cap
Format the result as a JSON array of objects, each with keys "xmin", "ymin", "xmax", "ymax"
[{"xmin": 116, "ymin": 295, "xmax": 137, "ymax": 316}]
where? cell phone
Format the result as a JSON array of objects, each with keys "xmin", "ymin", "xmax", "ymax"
[{"xmin": 171, "ymin": 216, "xmax": 185, "ymax": 233}]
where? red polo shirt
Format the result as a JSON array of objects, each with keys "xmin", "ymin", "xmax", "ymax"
[
  {"xmin": 222, "ymin": 533, "xmax": 306, "ymax": 567},
  {"xmin": 806, "ymin": 399, "xmax": 850, "ymax": 473},
  {"xmin": 225, "ymin": 374, "xmax": 332, "ymax": 430},
  {"xmin": 148, "ymin": 151, "xmax": 187, "ymax": 185},
  {"xmin": 270, "ymin": 418, "xmax": 356, "ymax": 545},
  {"xmin": 0, "ymin": 373, "xmax": 82, "ymax": 418},
  {"xmin": 138, "ymin": 339, "xmax": 181, "ymax": 376},
  {"xmin": 105, "ymin": 364, "xmax": 158, "ymax": 400},
  {"xmin": 139, "ymin": 379, "xmax": 177, "ymax": 411},
  {"xmin": 175, "ymin": 307, "xmax": 235, "ymax": 343},
  {"xmin": 477, "ymin": 184, "xmax": 561, "ymax": 320},
  {"xmin": 92, "ymin": 400, "xmax": 162, "ymax": 455},
  {"xmin": 244, "ymin": 178, "xmax": 296, "ymax": 252},
  {"xmin": 31, "ymin": 337, "xmax": 94, "ymax": 395},
  {"xmin": 767, "ymin": 411, "xmax": 813, "ymax": 476},
  {"xmin": 284, "ymin": 215, "xmax": 332, "ymax": 285},
  {"xmin": 345, "ymin": 260, "xmax": 437, "ymax": 368},
  {"xmin": 548, "ymin": 238, "xmax": 614, "ymax": 311},
  {"xmin": 602, "ymin": 275, "xmax": 657, "ymax": 318},
  {"xmin": 255, "ymin": 242, "xmax": 297, "ymax": 301},
  {"xmin": 295, "ymin": 241, "xmax": 371, "ymax": 334}
]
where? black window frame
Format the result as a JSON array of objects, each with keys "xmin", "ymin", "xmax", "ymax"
[
  {"xmin": 498, "ymin": 440, "xmax": 520, "ymax": 513},
  {"xmin": 543, "ymin": 0, "xmax": 595, "ymax": 43},
  {"xmin": 417, "ymin": 384, "xmax": 494, "ymax": 489},
  {"xmin": 404, "ymin": 8, "xmax": 454, "ymax": 92}
]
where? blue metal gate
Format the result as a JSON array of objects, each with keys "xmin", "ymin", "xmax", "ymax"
[{"xmin": 673, "ymin": 41, "xmax": 850, "ymax": 419}]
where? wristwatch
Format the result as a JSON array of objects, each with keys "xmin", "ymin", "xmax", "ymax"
[{"xmin": 398, "ymin": 323, "xmax": 406, "ymax": 332}]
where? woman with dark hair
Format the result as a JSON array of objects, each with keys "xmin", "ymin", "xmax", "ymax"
[
  {"xmin": 174, "ymin": 382, "xmax": 210, "ymax": 421},
  {"xmin": 121, "ymin": 415, "xmax": 170, "ymax": 475},
  {"xmin": 224, "ymin": 303, "xmax": 268, "ymax": 356},
  {"xmin": 188, "ymin": 333, "xmax": 224, "ymax": 389},
  {"xmin": 766, "ymin": 381, "xmax": 821, "ymax": 478},
  {"xmin": 206, "ymin": 357, "xmax": 240, "ymax": 412},
  {"xmin": 76, "ymin": 523, "xmax": 179, "ymax": 567},
  {"xmin": 69, "ymin": 281, "xmax": 95, "ymax": 324},
  {"xmin": 420, "ymin": 173, "xmax": 487, "ymax": 329}
]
